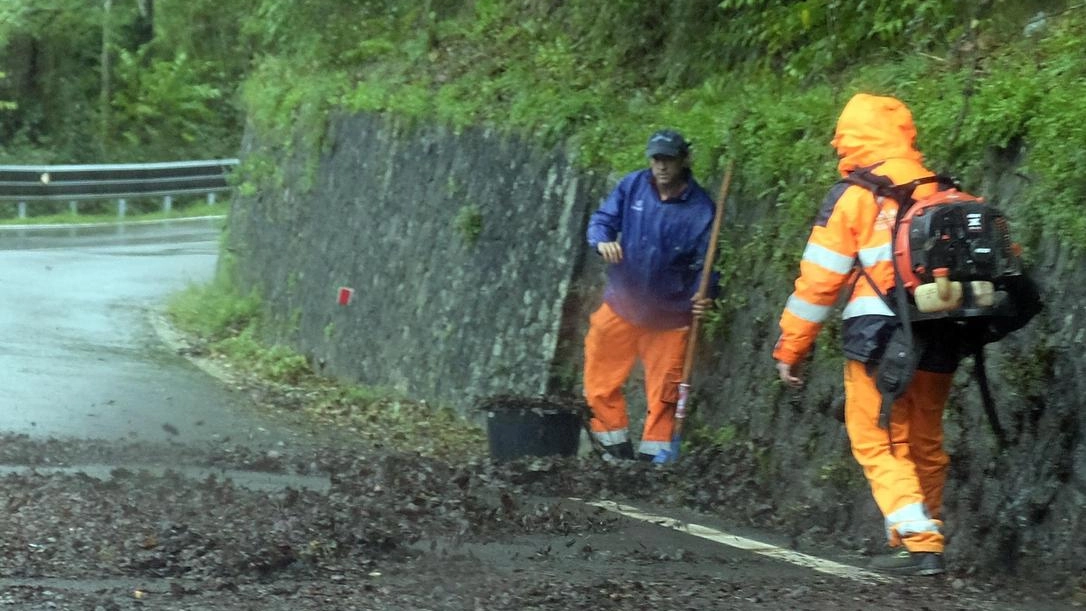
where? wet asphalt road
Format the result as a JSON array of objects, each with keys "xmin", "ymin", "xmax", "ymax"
[
  {"xmin": 0, "ymin": 218, "xmax": 291, "ymax": 445},
  {"xmin": 0, "ymin": 218, "xmax": 1079, "ymax": 611}
]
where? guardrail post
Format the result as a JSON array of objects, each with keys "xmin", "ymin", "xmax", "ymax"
[{"xmin": 0, "ymin": 158, "xmax": 238, "ymax": 214}]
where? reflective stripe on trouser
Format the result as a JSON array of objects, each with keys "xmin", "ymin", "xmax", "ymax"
[
  {"xmin": 583, "ymin": 303, "xmax": 687, "ymax": 451},
  {"xmin": 843, "ymin": 360, "xmax": 952, "ymax": 553},
  {"xmin": 638, "ymin": 439, "xmax": 672, "ymax": 456},
  {"xmin": 591, "ymin": 429, "xmax": 629, "ymax": 446}
]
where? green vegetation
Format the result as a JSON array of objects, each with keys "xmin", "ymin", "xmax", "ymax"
[
  {"xmin": 0, "ymin": 201, "xmax": 228, "ymax": 225},
  {"xmin": 0, "ymin": 1, "xmax": 247, "ymax": 163},
  {"xmin": 228, "ymin": 0, "xmax": 1086, "ymax": 251},
  {"xmin": 166, "ymin": 266, "xmax": 486, "ymax": 458},
  {"xmin": 6, "ymin": 0, "xmax": 1081, "ymax": 452},
  {"xmin": 686, "ymin": 422, "xmax": 738, "ymax": 450},
  {"xmin": 216, "ymin": 326, "xmax": 311, "ymax": 384},
  {"xmin": 0, "ymin": 70, "xmax": 13, "ymax": 111},
  {"xmin": 453, "ymin": 203, "xmax": 484, "ymax": 247},
  {"xmin": 1000, "ymin": 340, "xmax": 1058, "ymax": 403},
  {"xmin": 168, "ymin": 275, "xmax": 262, "ymax": 344},
  {"xmin": 817, "ymin": 458, "xmax": 865, "ymax": 493},
  {"xmin": 6, "ymin": 1, "xmax": 1081, "ymax": 249}
]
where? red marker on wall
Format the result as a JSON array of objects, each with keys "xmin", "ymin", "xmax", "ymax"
[{"xmin": 337, "ymin": 287, "xmax": 354, "ymax": 306}]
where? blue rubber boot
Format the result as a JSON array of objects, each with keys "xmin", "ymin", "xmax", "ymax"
[{"xmin": 651, "ymin": 438, "xmax": 681, "ymax": 464}]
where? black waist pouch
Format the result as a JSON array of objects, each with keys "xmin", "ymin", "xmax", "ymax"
[{"xmin": 874, "ymin": 325, "xmax": 922, "ymax": 429}]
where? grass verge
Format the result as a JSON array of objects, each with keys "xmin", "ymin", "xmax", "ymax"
[
  {"xmin": 165, "ymin": 278, "xmax": 488, "ymax": 460},
  {"xmin": 0, "ymin": 202, "xmax": 229, "ymax": 226}
]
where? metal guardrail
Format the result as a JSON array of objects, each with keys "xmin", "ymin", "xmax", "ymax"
[{"xmin": 0, "ymin": 158, "xmax": 239, "ymax": 219}]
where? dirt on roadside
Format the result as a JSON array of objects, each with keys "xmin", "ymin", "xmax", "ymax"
[{"xmin": 0, "ymin": 425, "xmax": 1082, "ymax": 611}]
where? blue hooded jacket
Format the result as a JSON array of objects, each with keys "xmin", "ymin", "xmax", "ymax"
[{"xmin": 587, "ymin": 168, "xmax": 717, "ymax": 329}]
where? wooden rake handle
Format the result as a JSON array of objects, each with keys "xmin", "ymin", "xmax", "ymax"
[{"xmin": 680, "ymin": 159, "xmax": 734, "ymax": 386}]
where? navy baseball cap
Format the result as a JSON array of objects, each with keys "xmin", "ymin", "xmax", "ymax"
[{"xmin": 646, "ymin": 129, "xmax": 690, "ymax": 158}]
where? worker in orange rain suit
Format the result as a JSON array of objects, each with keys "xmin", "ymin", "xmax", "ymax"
[
  {"xmin": 773, "ymin": 93, "xmax": 966, "ymax": 576},
  {"xmin": 584, "ymin": 129, "xmax": 716, "ymax": 462}
]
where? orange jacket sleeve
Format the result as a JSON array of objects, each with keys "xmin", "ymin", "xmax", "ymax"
[{"xmin": 773, "ymin": 188, "xmax": 864, "ymax": 365}]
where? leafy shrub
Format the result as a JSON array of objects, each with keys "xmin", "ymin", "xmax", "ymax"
[
  {"xmin": 234, "ymin": 0, "xmax": 1086, "ymax": 248},
  {"xmin": 168, "ymin": 279, "xmax": 261, "ymax": 343},
  {"xmin": 453, "ymin": 204, "xmax": 483, "ymax": 247}
]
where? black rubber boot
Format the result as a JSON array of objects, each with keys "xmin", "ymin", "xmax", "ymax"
[
  {"xmin": 602, "ymin": 441, "xmax": 635, "ymax": 460},
  {"xmin": 869, "ymin": 550, "xmax": 945, "ymax": 576}
]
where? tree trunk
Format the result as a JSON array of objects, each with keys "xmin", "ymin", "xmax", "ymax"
[
  {"xmin": 99, "ymin": 0, "xmax": 112, "ymax": 155},
  {"xmin": 134, "ymin": 0, "xmax": 154, "ymax": 48}
]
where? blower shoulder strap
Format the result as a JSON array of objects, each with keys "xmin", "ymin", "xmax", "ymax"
[
  {"xmin": 841, "ymin": 164, "xmax": 958, "ymax": 220},
  {"xmin": 972, "ymin": 344, "xmax": 1008, "ymax": 449}
]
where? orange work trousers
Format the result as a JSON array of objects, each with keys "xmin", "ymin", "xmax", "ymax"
[
  {"xmin": 583, "ymin": 303, "xmax": 688, "ymax": 456},
  {"xmin": 844, "ymin": 360, "xmax": 952, "ymax": 553}
]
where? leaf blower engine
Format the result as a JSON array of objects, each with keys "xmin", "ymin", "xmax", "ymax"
[{"xmin": 895, "ymin": 189, "xmax": 1024, "ymax": 316}]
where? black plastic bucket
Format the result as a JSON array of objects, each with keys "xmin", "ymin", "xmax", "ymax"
[{"xmin": 486, "ymin": 407, "xmax": 581, "ymax": 461}]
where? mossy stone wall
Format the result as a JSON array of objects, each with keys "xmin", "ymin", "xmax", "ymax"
[
  {"xmin": 229, "ymin": 111, "xmax": 1084, "ymax": 577},
  {"xmin": 228, "ymin": 114, "xmax": 606, "ymax": 414}
]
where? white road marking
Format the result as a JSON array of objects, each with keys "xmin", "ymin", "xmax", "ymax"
[{"xmin": 579, "ymin": 499, "xmax": 892, "ymax": 584}]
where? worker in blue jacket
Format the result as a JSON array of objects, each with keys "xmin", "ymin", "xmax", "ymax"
[{"xmin": 584, "ymin": 129, "xmax": 717, "ymax": 461}]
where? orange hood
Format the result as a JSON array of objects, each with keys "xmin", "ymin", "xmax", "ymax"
[{"xmin": 831, "ymin": 94, "xmax": 924, "ymax": 177}]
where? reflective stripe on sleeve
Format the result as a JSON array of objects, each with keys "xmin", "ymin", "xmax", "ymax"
[
  {"xmin": 784, "ymin": 294, "xmax": 832, "ymax": 323},
  {"xmin": 842, "ymin": 295, "xmax": 894, "ymax": 318},
  {"xmin": 802, "ymin": 242, "xmax": 856, "ymax": 275},
  {"xmin": 858, "ymin": 243, "xmax": 893, "ymax": 267}
]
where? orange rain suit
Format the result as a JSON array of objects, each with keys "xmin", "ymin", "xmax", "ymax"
[
  {"xmin": 773, "ymin": 94, "xmax": 966, "ymax": 554},
  {"xmin": 584, "ymin": 160, "xmax": 717, "ymax": 459},
  {"xmin": 583, "ymin": 302, "xmax": 688, "ymax": 456}
]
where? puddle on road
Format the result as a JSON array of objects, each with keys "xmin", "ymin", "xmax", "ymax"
[{"xmin": 0, "ymin": 464, "xmax": 330, "ymax": 493}]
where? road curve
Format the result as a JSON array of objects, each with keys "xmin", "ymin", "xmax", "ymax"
[{"xmin": 0, "ymin": 217, "xmax": 292, "ymax": 444}]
